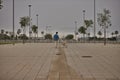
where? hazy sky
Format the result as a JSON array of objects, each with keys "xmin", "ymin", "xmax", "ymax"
[{"xmin": 0, "ymin": 0, "xmax": 120, "ymax": 37}]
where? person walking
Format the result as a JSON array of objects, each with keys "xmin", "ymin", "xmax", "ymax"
[{"xmin": 53, "ymin": 32, "xmax": 59, "ymax": 48}]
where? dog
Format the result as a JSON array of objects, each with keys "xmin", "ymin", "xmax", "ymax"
[{"xmin": 61, "ymin": 39, "xmax": 67, "ymax": 48}]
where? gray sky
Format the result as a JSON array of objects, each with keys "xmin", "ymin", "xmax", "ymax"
[{"xmin": 0, "ymin": 0, "xmax": 120, "ymax": 37}]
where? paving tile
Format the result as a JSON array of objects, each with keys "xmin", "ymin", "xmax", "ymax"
[
  {"xmin": 92, "ymin": 73, "xmax": 105, "ymax": 79},
  {"xmin": 94, "ymin": 78, "xmax": 106, "ymax": 80},
  {"xmin": 48, "ymin": 72, "xmax": 59, "ymax": 78},
  {"xmin": 35, "ymin": 78, "xmax": 48, "ymax": 80},
  {"xmin": 105, "ymin": 78, "xmax": 120, "ymax": 80},
  {"xmin": 35, "ymin": 75, "xmax": 48, "ymax": 79},
  {"xmin": 60, "ymin": 78, "xmax": 71, "ymax": 80},
  {"xmin": 83, "ymin": 78, "xmax": 96, "ymax": 80},
  {"xmin": 48, "ymin": 78, "xmax": 59, "ymax": 80},
  {"xmin": 71, "ymin": 79, "xmax": 83, "ymax": 80}
]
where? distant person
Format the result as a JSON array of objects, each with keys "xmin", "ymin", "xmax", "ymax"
[{"xmin": 54, "ymin": 32, "xmax": 59, "ymax": 48}]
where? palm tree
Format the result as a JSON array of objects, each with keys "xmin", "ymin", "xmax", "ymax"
[
  {"xmin": 29, "ymin": 31, "xmax": 32, "ymax": 39},
  {"xmin": 97, "ymin": 9, "xmax": 112, "ymax": 45},
  {"xmin": 31, "ymin": 25, "xmax": 38, "ymax": 41},
  {"xmin": 87, "ymin": 33, "xmax": 90, "ymax": 38},
  {"xmin": 17, "ymin": 29, "xmax": 21, "ymax": 39},
  {"xmin": 19, "ymin": 16, "xmax": 30, "ymax": 35},
  {"xmin": 19, "ymin": 16, "xmax": 30, "ymax": 43},
  {"xmin": 98, "ymin": 31, "xmax": 102, "ymax": 38},
  {"xmin": 41, "ymin": 31, "xmax": 44, "ymax": 38},
  {"xmin": 84, "ymin": 20, "xmax": 93, "ymax": 40},
  {"xmin": 5, "ymin": 31, "xmax": 9, "ymax": 39},
  {"xmin": 115, "ymin": 30, "xmax": 119, "ymax": 38},
  {"xmin": 84, "ymin": 20, "xmax": 93, "ymax": 28},
  {"xmin": 17, "ymin": 29, "xmax": 21, "ymax": 35},
  {"xmin": 5, "ymin": 31, "xmax": 8, "ymax": 35},
  {"xmin": 111, "ymin": 32, "xmax": 114, "ymax": 38},
  {"xmin": 0, "ymin": 0, "xmax": 3, "ymax": 9},
  {"xmin": 1, "ymin": 29, "xmax": 4, "ymax": 34},
  {"xmin": 86, "ymin": 33, "xmax": 90, "ymax": 41},
  {"xmin": 78, "ymin": 26, "xmax": 86, "ymax": 42},
  {"xmin": 4, "ymin": 31, "xmax": 9, "ymax": 40}
]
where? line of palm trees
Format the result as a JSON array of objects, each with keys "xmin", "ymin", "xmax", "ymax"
[
  {"xmin": 19, "ymin": 16, "xmax": 39, "ymax": 40},
  {"xmin": 97, "ymin": 30, "xmax": 119, "ymax": 38},
  {"xmin": 18, "ymin": 8, "xmax": 119, "ymax": 44},
  {"xmin": 0, "ymin": 0, "xmax": 39, "ymax": 41},
  {"xmin": 111, "ymin": 30, "xmax": 119, "ymax": 38},
  {"xmin": 77, "ymin": 9, "xmax": 116, "ymax": 45}
]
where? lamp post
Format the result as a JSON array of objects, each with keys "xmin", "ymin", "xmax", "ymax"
[
  {"xmin": 83, "ymin": 10, "xmax": 86, "ymax": 42},
  {"xmin": 94, "ymin": 0, "xmax": 96, "ymax": 42},
  {"xmin": 83, "ymin": 10, "xmax": 85, "ymax": 26},
  {"xmin": 75, "ymin": 21, "xmax": 77, "ymax": 40},
  {"xmin": 13, "ymin": 0, "xmax": 15, "ymax": 44},
  {"xmin": 28, "ymin": 5, "xmax": 32, "ymax": 38},
  {"xmin": 36, "ymin": 14, "xmax": 39, "ymax": 38}
]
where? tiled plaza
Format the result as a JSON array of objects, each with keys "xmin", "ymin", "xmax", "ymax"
[{"xmin": 0, "ymin": 43, "xmax": 120, "ymax": 80}]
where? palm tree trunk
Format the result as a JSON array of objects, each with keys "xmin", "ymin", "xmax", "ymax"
[
  {"xmin": 88, "ymin": 35, "xmax": 90, "ymax": 43},
  {"xmin": 34, "ymin": 33, "xmax": 36, "ymax": 43},
  {"xmin": 83, "ymin": 34, "xmax": 85, "ymax": 43},
  {"xmin": 104, "ymin": 27, "xmax": 106, "ymax": 45},
  {"xmin": 23, "ymin": 27, "xmax": 25, "ymax": 44},
  {"xmin": 37, "ymin": 32, "xmax": 38, "ymax": 40},
  {"xmin": 116, "ymin": 34, "xmax": 117, "ymax": 42}
]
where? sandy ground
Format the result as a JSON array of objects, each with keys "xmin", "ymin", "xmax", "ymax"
[{"xmin": 0, "ymin": 43, "xmax": 120, "ymax": 80}]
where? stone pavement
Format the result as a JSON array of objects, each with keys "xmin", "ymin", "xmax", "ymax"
[{"xmin": 0, "ymin": 43, "xmax": 120, "ymax": 80}]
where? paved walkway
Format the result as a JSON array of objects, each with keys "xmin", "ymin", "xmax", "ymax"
[{"xmin": 0, "ymin": 43, "xmax": 120, "ymax": 80}]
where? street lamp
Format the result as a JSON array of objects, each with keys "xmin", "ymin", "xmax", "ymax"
[
  {"xmin": 36, "ymin": 14, "xmax": 39, "ymax": 38},
  {"xmin": 75, "ymin": 21, "xmax": 77, "ymax": 40},
  {"xmin": 83, "ymin": 10, "xmax": 86, "ymax": 42},
  {"xmin": 28, "ymin": 5, "xmax": 32, "ymax": 38},
  {"xmin": 13, "ymin": 0, "xmax": 15, "ymax": 44},
  {"xmin": 83, "ymin": 10, "xmax": 85, "ymax": 26},
  {"xmin": 94, "ymin": 0, "xmax": 96, "ymax": 42}
]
